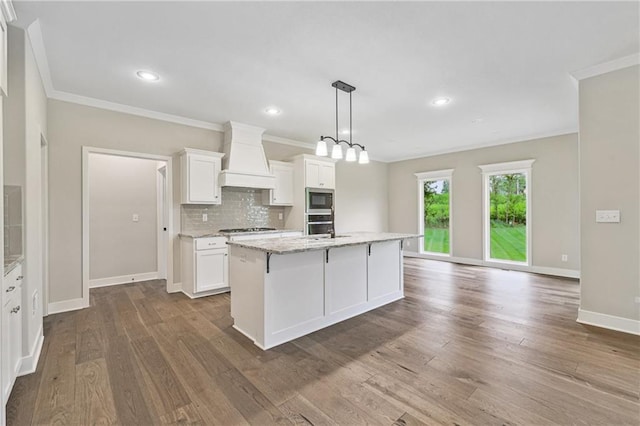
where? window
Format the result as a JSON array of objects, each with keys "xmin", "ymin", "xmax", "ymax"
[
  {"xmin": 479, "ymin": 160, "xmax": 534, "ymax": 265},
  {"xmin": 415, "ymin": 169, "xmax": 453, "ymax": 256}
]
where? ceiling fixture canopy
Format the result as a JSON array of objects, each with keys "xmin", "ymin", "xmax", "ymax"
[{"xmin": 315, "ymin": 80, "xmax": 369, "ymax": 164}]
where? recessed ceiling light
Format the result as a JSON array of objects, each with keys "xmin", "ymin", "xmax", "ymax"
[
  {"xmin": 431, "ymin": 97, "xmax": 451, "ymax": 107},
  {"xmin": 136, "ymin": 70, "xmax": 160, "ymax": 82},
  {"xmin": 265, "ymin": 107, "xmax": 281, "ymax": 115}
]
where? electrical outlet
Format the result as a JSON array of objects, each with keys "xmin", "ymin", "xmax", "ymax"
[
  {"xmin": 595, "ymin": 210, "xmax": 620, "ymax": 223},
  {"xmin": 202, "ymin": 213, "xmax": 208, "ymax": 222},
  {"xmin": 132, "ymin": 214, "xmax": 139, "ymax": 222},
  {"xmin": 278, "ymin": 212, "xmax": 283, "ymax": 220},
  {"xmin": 406, "ymin": 241, "xmax": 411, "ymax": 247},
  {"xmin": 561, "ymin": 254, "xmax": 568, "ymax": 262}
]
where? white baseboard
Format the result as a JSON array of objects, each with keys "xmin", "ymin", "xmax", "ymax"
[
  {"xmin": 577, "ymin": 309, "xmax": 640, "ymax": 336},
  {"xmin": 403, "ymin": 252, "xmax": 579, "ymax": 279},
  {"xmin": 18, "ymin": 327, "xmax": 44, "ymax": 376},
  {"xmin": 89, "ymin": 271, "xmax": 159, "ymax": 288},
  {"xmin": 168, "ymin": 281, "xmax": 182, "ymax": 293},
  {"xmin": 48, "ymin": 297, "xmax": 88, "ymax": 315}
]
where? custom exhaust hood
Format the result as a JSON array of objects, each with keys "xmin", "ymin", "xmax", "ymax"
[{"xmin": 219, "ymin": 121, "xmax": 276, "ymax": 189}]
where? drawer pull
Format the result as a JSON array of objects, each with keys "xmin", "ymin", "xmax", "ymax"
[
  {"xmin": 6, "ymin": 286, "xmax": 15, "ymax": 293},
  {"xmin": 10, "ymin": 306, "xmax": 20, "ymax": 314},
  {"xmin": 16, "ymin": 275, "xmax": 23, "ymax": 280}
]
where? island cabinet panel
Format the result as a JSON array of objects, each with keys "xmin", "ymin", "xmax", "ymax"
[
  {"xmin": 367, "ymin": 240, "xmax": 402, "ymax": 301},
  {"xmin": 229, "ymin": 247, "xmax": 266, "ymax": 345},
  {"xmin": 265, "ymin": 251, "xmax": 325, "ymax": 336},
  {"xmin": 325, "ymin": 245, "xmax": 368, "ymax": 317}
]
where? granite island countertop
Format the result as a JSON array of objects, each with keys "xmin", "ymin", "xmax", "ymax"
[{"xmin": 226, "ymin": 232, "xmax": 421, "ymax": 254}]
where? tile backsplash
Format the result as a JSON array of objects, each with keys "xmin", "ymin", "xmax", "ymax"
[{"xmin": 181, "ymin": 187, "xmax": 285, "ymax": 233}]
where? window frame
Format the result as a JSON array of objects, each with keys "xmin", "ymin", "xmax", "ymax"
[
  {"xmin": 478, "ymin": 159, "xmax": 535, "ymax": 266},
  {"xmin": 415, "ymin": 169, "xmax": 454, "ymax": 257}
]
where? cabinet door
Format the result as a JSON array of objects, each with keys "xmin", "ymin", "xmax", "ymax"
[
  {"xmin": 9, "ymin": 293, "xmax": 21, "ymax": 378},
  {"xmin": 188, "ymin": 154, "xmax": 220, "ymax": 203},
  {"xmin": 272, "ymin": 166, "xmax": 294, "ymax": 205},
  {"xmin": 319, "ymin": 163, "xmax": 335, "ymax": 189},
  {"xmin": 305, "ymin": 160, "xmax": 321, "ymax": 188},
  {"xmin": 1, "ymin": 301, "xmax": 10, "ymax": 403},
  {"xmin": 195, "ymin": 249, "xmax": 228, "ymax": 292}
]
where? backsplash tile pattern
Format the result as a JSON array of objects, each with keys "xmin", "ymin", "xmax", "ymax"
[{"xmin": 181, "ymin": 187, "xmax": 285, "ymax": 233}]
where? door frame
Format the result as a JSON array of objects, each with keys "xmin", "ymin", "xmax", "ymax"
[
  {"xmin": 81, "ymin": 147, "xmax": 174, "ymax": 307},
  {"xmin": 156, "ymin": 165, "xmax": 168, "ymax": 280},
  {"xmin": 415, "ymin": 169, "xmax": 454, "ymax": 257},
  {"xmin": 41, "ymin": 133, "xmax": 49, "ymax": 316}
]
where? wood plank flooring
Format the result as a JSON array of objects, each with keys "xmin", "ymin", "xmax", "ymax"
[{"xmin": 7, "ymin": 258, "xmax": 640, "ymax": 425}]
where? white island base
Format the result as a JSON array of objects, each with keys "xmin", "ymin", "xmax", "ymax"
[{"xmin": 229, "ymin": 240, "xmax": 404, "ymax": 350}]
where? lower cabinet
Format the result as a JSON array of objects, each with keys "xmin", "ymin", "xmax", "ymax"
[
  {"xmin": 181, "ymin": 236, "xmax": 229, "ymax": 298},
  {"xmin": 2, "ymin": 263, "xmax": 23, "ymax": 404}
]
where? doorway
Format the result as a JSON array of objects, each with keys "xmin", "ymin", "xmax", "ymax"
[{"xmin": 81, "ymin": 147, "xmax": 173, "ymax": 307}]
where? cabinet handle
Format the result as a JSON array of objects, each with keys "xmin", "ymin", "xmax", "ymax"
[
  {"xmin": 224, "ymin": 253, "xmax": 228, "ymax": 257},
  {"xmin": 10, "ymin": 306, "xmax": 20, "ymax": 314},
  {"xmin": 6, "ymin": 286, "xmax": 15, "ymax": 293},
  {"xmin": 16, "ymin": 276, "xmax": 23, "ymax": 280},
  {"xmin": 319, "ymin": 183, "xmax": 324, "ymax": 186}
]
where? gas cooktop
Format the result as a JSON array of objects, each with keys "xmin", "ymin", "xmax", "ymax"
[{"xmin": 218, "ymin": 227, "xmax": 277, "ymax": 233}]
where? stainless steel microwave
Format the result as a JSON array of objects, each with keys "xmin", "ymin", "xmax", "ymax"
[{"xmin": 305, "ymin": 188, "xmax": 334, "ymax": 214}]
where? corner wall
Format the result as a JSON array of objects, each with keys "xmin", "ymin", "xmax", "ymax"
[{"xmin": 578, "ymin": 65, "xmax": 639, "ymax": 332}]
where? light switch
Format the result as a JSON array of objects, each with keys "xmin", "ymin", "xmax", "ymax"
[
  {"xmin": 595, "ymin": 210, "xmax": 620, "ymax": 223},
  {"xmin": 132, "ymin": 214, "xmax": 139, "ymax": 222},
  {"xmin": 278, "ymin": 213, "xmax": 283, "ymax": 220}
]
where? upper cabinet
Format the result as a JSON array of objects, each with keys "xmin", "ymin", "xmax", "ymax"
[
  {"xmin": 305, "ymin": 158, "xmax": 335, "ymax": 189},
  {"xmin": 179, "ymin": 148, "xmax": 225, "ymax": 205},
  {"xmin": 262, "ymin": 161, "xmax": 294, "ymax": 206}
]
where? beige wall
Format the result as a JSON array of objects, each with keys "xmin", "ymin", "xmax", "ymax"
[
  {"xmin": 88, "ymin": 154, "xmax": 159, "ymax": 280},
  {"xmin": 335, "ymin": 160, "xmax": 389, "ymax": 233},
  {"xmin": 388, "ymin": 133, "xmax": 580, "ymax": 271},
  {"xmin": 579, "ymin": 65, "xmax": 639, "ymax": 322},
  {"xmin": 47, "ymin": 99, "xmax": 220, "ymax": 302}
]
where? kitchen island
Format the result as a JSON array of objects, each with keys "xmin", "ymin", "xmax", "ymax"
[{"xmin": 227, "ymin": 232, "xmax": 419, "ymax": 349}]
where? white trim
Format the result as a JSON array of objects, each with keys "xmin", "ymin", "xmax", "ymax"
[
  {"xmin": 577, "ymin": 309, "xmax": 640, "ymax": 336},
  {"xmin": 168, "ymin": 281, "xmax": 182, "ymax": 294},
  {"xmin": 480, "ymin": 159, "xmax": 534, "ymax": 266},
  {"xmin": 403, "ymin": 252, "xmax": 579, "ymax": 278},
  {"xmin": 414, "ymin": 168, "xmax": 454, "ymax": 180},
  {"xmin": 25, "ymin": 20, "xmax": 54, "ymax": 97},
  {"xmin": 0, "ymin": 0, "xmax": 16, "ymax": 23},
  {"xmin": 41, "ymin": 134, "xmax": 49, "ymax": 316},
  {"xmin": 571, "ymin": 53, "xmax": 640, "ymax": 81},
  {"xmin": 83, "ymin": 147, "xmax": 175, "ymax": 306},
  {"xmin": 157, "ymin": 165, "xmax": 168, "ymax": 280},
  {"xmin": 478, "ymin": 159, "xmax": 535, "ymax": 174},
  {"xmin": 89, "ymin": 272, "xmax": 160, "ymax": 289},
  {"xmin": 18, "ymin": 327, "xmax": 44, "ymax": 376},
  {"xmin": 48, "ymin": 297, "xmax": 88, "ymax": 315}
]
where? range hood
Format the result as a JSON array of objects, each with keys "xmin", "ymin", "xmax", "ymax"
[{"xmin": 219, "ymin": 121, "xmax": 276, "ymax": 189}]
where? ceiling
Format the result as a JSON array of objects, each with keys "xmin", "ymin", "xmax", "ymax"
[{"xmin": 13, "ymin": 1, "xmax": 639, "ymax": 162}]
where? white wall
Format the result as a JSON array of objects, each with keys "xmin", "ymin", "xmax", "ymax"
[
  {"xmin": 388, "ymin": 133, "xmax": 580, "ymax": 274},
  {"xmin": 88, "ymin": 154, "xmax": 159, "ymax": 281},
  {"xmin": 579, "ymin": 65, "xmax": 639, "ymax": 327}
]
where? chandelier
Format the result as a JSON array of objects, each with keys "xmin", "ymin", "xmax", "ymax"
[{"xmin": 315, "ymin": 80, "xmax": 369, "ymax": 164}]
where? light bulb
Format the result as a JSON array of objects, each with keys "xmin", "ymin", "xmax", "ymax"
[
  {"xmin": 358, "ymin": 150, "xmax": 369, "ymax": 164},
  {"xmin": 331, "ymin": 144, "xmax": 343, "ymax": 159},
  {"xmin": 315, "ymin": 139, "xmax": 328, "ymax": 156},
  {"xmin": 345, "ymin": 147, "xmax": 356, "ymax": 162},
  {"xmin": 136, "ymin": 70, "xmax": 160, "ymax": 81}
]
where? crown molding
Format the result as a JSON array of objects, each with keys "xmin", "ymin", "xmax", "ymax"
[
  {"xmin": 262, "ymin": 133, "xmax": 315, "ymax": 149},
  {"xmin": 571, "ymin": 53, "xmax": 640, "ymax": 81},
  {"xmin": 26, "ymin": 19, "xmax": 54, "ymax": 96},
  {"xmin": 0, "ymin": 0, "xmax": 16, "ymax": 23}
]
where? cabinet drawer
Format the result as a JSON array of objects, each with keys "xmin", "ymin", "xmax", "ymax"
[
  {"xmin": 3, "ymin": 265, "xmax": 22, "ymax": 297},
  {"xmin": 195, "ymin": 237, "xmax": 227, "ymax": 250}
]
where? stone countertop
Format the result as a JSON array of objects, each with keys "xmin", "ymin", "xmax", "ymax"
[
  {"xmin": 179, "ymin": 229, "xmax": 303, "ymax": 239},
  {"xmin": 226, "ymin": 232, "xmax": 421, "ymax": 254},
  {"xmin": 4, "ymin": 255, "xmax": 24, "ymax": 276}
]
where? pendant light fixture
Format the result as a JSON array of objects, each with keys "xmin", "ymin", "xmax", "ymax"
[{"xmin": 315, "ymin": 80, "xmax": 369, "ymax": 164}]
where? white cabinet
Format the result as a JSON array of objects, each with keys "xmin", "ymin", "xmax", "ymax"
[
  {"xmin": 2, "ymin": 263, "xmax": 22, "ymax": 404},
  {"xmin": 262, "ymin": 161, "xmax": 294, "ymax": 206},
  {"xmin": 195, "ymin": 249, "xmax": 228, "ymax": 292},
  {"xmin": 181, "ymin": 236, "xmax": 229, "ymax": 298},
  {"xmin": 305, "ymin": 159, "xmax": 335, "ymax": 189},
  {"xmin": 179, "ymin": 149, "xmax": 225, "ymax": 205}
]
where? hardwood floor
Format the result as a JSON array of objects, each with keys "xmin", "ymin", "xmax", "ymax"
[{"xmin": 7, "ymin": 258, "xmax": 640, "ymax": 425}]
